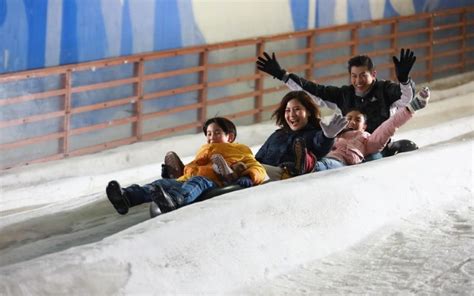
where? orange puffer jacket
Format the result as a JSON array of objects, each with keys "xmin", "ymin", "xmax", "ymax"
[{"xmin": 177, "ymin": 142, "xmax": 266, "ymax": 187}]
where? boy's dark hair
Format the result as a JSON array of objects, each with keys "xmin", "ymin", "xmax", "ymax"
[
  {"xmin": 347, "ymin": 108, "xmax": 368, "ymax": 122},
  {"xmin": 347, "ymin": 55, "xmax": 374, "ymax": 73},
  {"xmin": 272, "ymin": 91, "xmax": 321, "ymax": 130},
  {"xmin": 202, "ymin": 117, "xmax": 237, "ymax": 138}
]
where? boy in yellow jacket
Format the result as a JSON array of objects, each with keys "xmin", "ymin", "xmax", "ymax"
[{"xmin": 106, "ymin": 117, "xmax": 266, "ymax": 215}]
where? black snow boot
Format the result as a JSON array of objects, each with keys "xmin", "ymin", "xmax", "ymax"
[
  {"xmin": 106, "ymin": 180, "xmax": 131, "ymax": 215},
  {"xmin": 150, "ymin": 183, "xmax": 182, "ymax": 213},
  {"xmin": 383, "ymin": 139, "xmax": 418, "ymax": 157}
]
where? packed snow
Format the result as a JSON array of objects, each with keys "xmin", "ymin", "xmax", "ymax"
[{"xmin": 0, "ymin": 74, "xmax": 473, "ymax": 295}]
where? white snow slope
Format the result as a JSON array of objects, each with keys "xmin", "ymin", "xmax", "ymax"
[{"xmin": 0, "ymin": 74, "xmax": 473, "ymax": 295}]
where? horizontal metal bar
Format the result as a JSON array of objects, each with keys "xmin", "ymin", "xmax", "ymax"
[
  {"xmin": 432, "ymin": 62, "xmax": 464, "ymax": 73},
  {"xmin": 143, "ymin": 84, "xmax": 204, "ymax": 100},
  {"xmin": 142, "ymin": 103, "xmax": 203, "ymax": 120},
  {"xmin": 433, "ymin": 35, "xmax": 464, "ymax": 45},
  {"xmin": 0, "ymin": 131, "xmax": 64, "ymax": 150},
  {"xmin": 432, "ymin": 48, "xmax": 464, "ymax": 58},
  {"xmin": 207, "ymin": 73, "xmax": 259, "ymax": 88},
  {"xmin": 0, "ymin": 110, "xmax": 65, "ymax": 128},
  {"xmin": 359, "ymin": 34, "xmax": 396, "ymax": 44},
  {"xmin": 1, "ymin": 153, "xmax": 65, "ymax": 170},
  {"xmin": 71, "ymin": 77, "xmax": 139, "ymax": 93},
  {"xmin": 69, "ymin": 116, "xmax": 138, "ymax": 136},
  {"xmin": 0, "ymin": 89, "xmax": 66, "ymax": 106},
  {"xmin": 207, "ymin": 90, "xmax": 260, "ymax": 106},
  {"xmin": 144, "ymin": 65, "xmax": 205, "ymax": 80},
  {"xmin": 71, "ymin": 96, "xmax": 138, "ymax": 114},
  {"xmin": 224, "ymin": 108, "xmax": 261, "ymax": 120},
  {"xmin": 67, "ymin": 136, "xmax": 137, "ymax": 157},
  {"xmin": 313, "ymin": 55, "xmax": 352, "ymax": 68},
  {"xmin": 208, "ymin": 56, "xmax": 258, "ymax": 69},
  {"xmin": 141, "ymin": 121, "xmax": 202, "ymax": 141},
  {"xmin": 433, "ymin": 22, "xmax": 463, "ymax": 31}
]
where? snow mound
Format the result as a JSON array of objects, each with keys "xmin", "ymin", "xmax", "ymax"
[{"xmin": 0, "ymin": 139, "xmax": 472, "ymax": 294}]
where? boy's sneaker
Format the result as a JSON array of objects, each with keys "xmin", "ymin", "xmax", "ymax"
[
  {"xmin": 211, "ymin": 154, "xmax": 236, "ymax": 185},
  {"xmin": 106, "ymin": 180, "xmax": 130, "ymax": 215},
  {"xmin": 151, "ymin": 183, "xmax": 178, "ymax": 213},
  {"xmin": 292, "ymin": 138, "xmax": 307, "ymax": 176},
  {"xmin": 163, "ymin": 151, "xmax": 184, "ymax": 179}
]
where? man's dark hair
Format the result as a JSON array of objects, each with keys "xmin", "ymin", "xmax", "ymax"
[
  {"xmin": 272, "ymin": 91, "xmax": 321, "ymax": 130},
  {"xmin": 202, "ymin": 117, "xmax": 237, "ymax": 139},
  {"xmin": 347, "ymin": 55, "xmax": 374, "ymax": 73}
]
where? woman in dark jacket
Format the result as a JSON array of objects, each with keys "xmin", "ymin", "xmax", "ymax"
[{"xmin": 255, "ymin": 91, "xmax": 347, "ymax": 180}]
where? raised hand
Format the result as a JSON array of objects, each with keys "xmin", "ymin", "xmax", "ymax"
[
  {"xmin": 407, "ymin": 86, "xmax": 430, "ymax": 113},
  {"xmin": 320, "ymin": 113, "xmax": 348, "ymax": 138},
  {"xmin": 256, "ymin": 52, "xmax": 285, "ymax": 80},
  {"xmin": 392, "ymin": 48, "xmax": 416, "ymax": 83}
]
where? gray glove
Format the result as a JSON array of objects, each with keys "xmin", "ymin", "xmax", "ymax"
[
  {"xmin": 320, "ymin": 113, "xmax": 348, "ymax": 138},
  {"xmin": 407, "ymin": 86, "xmax": 430, "ymax": 113}
]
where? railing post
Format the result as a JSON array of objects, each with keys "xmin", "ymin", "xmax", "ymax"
[
  {"xmin": 61, "ymin": 69, "xmax": 72, "ymax": 158},
  {"xmin": 427, "ymin": 15, "xmax": 434, "ymax": 81},
  {"xmin": 461, "ymin": 9, "xmax": 467, "ymax": 73},
  {"xmin": 133, "ymin": 59, "xmax": 144, "ymax": 141},
  {"xmin": 198, "ymin": 49, "xmax": 209, "ymax": 131},
  {"xmin": 390, "ymin": 20, "xmax": 398, "ymax": 81},
  {"xmin": 254, "ymin": 41, "xmax": 264, "ymax": 124},
  {"xmin": 350, "ymin": 26, "xmax": 359, "ymax": 84},
  {"xmin": 306, "ymin": 32, "xmax": 315, "ymax": 80}
]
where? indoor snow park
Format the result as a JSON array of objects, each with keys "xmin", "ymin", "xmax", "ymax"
[{"xmin": 1, "ymin": 1, "xmax": 473, "ymax": 295}]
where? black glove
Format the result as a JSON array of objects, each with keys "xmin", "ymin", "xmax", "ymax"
[
  {"xmin": 256, "ymin": 52, "xmax": 286, "ymax": 80},
  {"xmin": 392, "ymin": 48, "xmax": 416, "ymax": 83},
  {"xmin": 161, "ymin": 164, "xmax": 170, "ymax": 179},
  {"xmin": 235, "ymin": 176, "xmax": 253, "ymax": 188}
]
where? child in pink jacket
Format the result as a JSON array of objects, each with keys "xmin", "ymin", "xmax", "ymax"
[{"xmin": 306, "ymin": 87, "xmax": 430, "ymax": 172}]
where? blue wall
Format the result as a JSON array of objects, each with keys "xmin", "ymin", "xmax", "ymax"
[{"xmin": 0, "ymin": 0, "xmax": 470, "ymax": 74}]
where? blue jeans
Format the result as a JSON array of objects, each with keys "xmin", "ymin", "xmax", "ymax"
[
  {"xmin": 128, "ymin": 176, "xmax": 217, "ymax": 206},
  {"xmin": 314, "ymin": 157, "xmax": 345, "ymax": 172}
]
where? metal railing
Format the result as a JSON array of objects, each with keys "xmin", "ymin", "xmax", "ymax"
[{"xmin": 0, "ymin": 6, "xmax": 473, "ymax": 170}]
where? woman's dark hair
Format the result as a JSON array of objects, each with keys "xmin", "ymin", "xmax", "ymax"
[
  {"xmin": 347, "ymin": 55, "xmax": 374, "ymax": 73},
  {"xmin": 202, "ymin": 117, "xmax": 237, "ymax": 139},
  {"xmin": 272, "ymin": 91, "xmax": 321, "ymax": 130}
]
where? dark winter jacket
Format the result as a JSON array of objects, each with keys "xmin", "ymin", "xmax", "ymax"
[
  {"xmin": 255, "ymin": 123, "xmax": 334, "ymax": 167},
  {"xmin": 286, "ymin": 74, "xmax": 415, "ymax": 133}
]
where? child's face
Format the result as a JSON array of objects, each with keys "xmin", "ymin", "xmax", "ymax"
[
  {"xmin": 285, "ymin": 98, "xmax": 309, "ymax": 131},
  {"xmin": 345, "ymin": 110, "xmax": 367, "ymax": 131},
  {"xmin": 350, "ymin": 66, "xmax": 376, "ymax": 94},
  {"xmin": 206, "ymin": 123, "xmax": 233, "ymax": 144}
]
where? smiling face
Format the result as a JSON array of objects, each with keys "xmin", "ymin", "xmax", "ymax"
[
  {"xmin": 345, "ymin": 110, "xmax": 367, "ymax": 131},
  {"xmin": 350, "ymin": 65, "xmax": 376, "ymax": 94},
  {"xmin": 285, "ymin": 98, "xmax": 309, "ymax": 131},
  {"xmin": 206, "ymin": 123, "xmax": 234, "ymax": 144}
]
